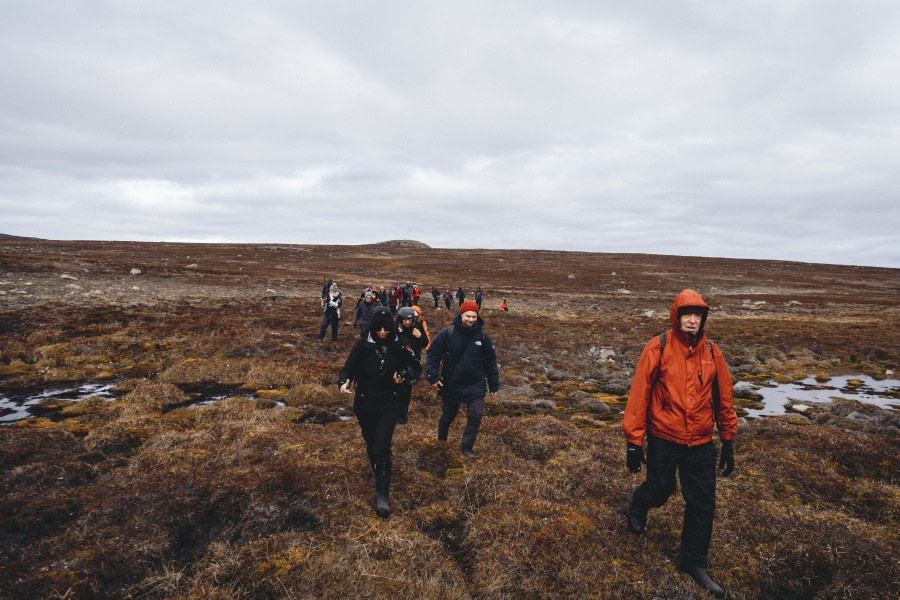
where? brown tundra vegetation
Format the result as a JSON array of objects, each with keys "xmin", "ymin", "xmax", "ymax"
[{"xmin": 0, "ymin": 238, "xmax": 898, "ymax": 599}]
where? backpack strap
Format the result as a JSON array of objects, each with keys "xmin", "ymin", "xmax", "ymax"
[{"xmin": 655, "ymin": 332, "xmax": 720, "ymax": 415}]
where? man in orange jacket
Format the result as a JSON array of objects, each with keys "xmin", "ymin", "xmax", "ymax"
[{"xmin": 623, "ymin": 289, "xmax": 737, "ymax": 599}]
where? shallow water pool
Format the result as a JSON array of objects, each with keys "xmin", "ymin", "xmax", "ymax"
[{"xmin": 738, "ymin": 375, "xmax": 900, "ymax": 418}]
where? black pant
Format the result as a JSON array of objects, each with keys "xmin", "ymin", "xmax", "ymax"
[
  {"xmin": 355, "ymin": 406, "xmax": 400, "ymax": 467},
  {"xmin": 318, "ymin": 313, "xmax": 339, "ymax": 340},
  {"xmin": 438, "ymin": 395, "xmax": 485, "ymax": 450},
  {"xmin": 631, "ymin": 434, "xmax": 717, "ymax": 568}
]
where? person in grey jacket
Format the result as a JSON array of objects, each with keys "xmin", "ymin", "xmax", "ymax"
[
  {"xmin": 426, "ymin": 300, "xmax": 499, "ymax": 458},
  {"xmin": 352, "ymin": 290, "xmax": 378, "ymax": 337}
]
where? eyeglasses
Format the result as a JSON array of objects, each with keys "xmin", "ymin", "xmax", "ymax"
[{"xmin": 375, "ymin": 326, "xmax": 390, "ymax": 331}]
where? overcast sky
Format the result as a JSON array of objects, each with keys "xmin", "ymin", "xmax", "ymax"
[{"xmin": 2, "ymin": 1, "xmax": 898, "ymax": 267}]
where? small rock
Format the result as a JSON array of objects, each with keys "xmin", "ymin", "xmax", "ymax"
[
  {"xmin": 60, "ymin": 274, "xmax": 79, "ymax": 281},
  {"xmin": 846, "ymin": 411, "xmax": 872, "ymax": 422},
  {"xmin": 65, "ymin": 283, "xmax": 82, "ymax": 290},
  {"xmin": 131, "ymin": 286, "xmax": 140, "ymax": 291},
  {"xmin": 567, "ymin": 274, "xmax": 575, "ymax": 279},
  {"xmin": 266, "ymin": 288, "xmax": 277, "ymax": 294},
  {"xmin": 790, "ymin": 404, "xmax": 811, "ymax": 413},
  {"xmin": 186, "ymin": 264, "xmax": 198, "ymax": 269},
  {"xmin": 130, "ymin": 268, "xmax": 142, "ymax": 275},
  {"xmin": 886, "ymin": 369, "xmax": 894, "ymax": 377}
]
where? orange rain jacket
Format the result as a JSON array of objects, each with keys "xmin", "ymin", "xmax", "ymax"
[{"xmin": 624, "ymin": 289, "xmax": 738, "ymax": 447}]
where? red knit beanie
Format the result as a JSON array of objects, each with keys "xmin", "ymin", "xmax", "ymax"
[{"xmin": 459, "ymin": 300, "xmax": 479, "ymax": 314}]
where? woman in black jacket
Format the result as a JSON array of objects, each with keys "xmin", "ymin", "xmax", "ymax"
[{"xmin": 339, "ymin": 306, "xmax": 421, "ymax": 518}]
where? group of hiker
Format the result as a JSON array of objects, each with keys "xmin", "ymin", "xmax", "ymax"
[
  {"xmin": 325, "ymin": 278, "xmax": 737, "ymax": 598},
  {"xmin": 318, "ymin": 279, "xmax": 508, "ymax": 343}
]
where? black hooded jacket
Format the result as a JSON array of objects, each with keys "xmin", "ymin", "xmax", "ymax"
[
  {"xmin": 339, "ymin": 331, "xmax": 421, "ymax": 410},
  {"xmin": 426, "ymin": 314, "xmax": 500, "ymax": 403}
]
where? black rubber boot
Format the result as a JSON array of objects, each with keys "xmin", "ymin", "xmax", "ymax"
[
  {"xmin": 626, "ymin": 502, "xmax": 647, "ymax": 534},
  {"xmin": 374, "ymin": 462, "xmax": 391, "ymax": 518},
  {"xmin": 679, "ymin": 565, "xmax": 725, "ymax": 598}
]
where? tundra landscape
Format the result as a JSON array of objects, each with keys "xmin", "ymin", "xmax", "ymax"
[{"xmin": 1, "ymin": 238, "xmax": 897, "ymax": 599}]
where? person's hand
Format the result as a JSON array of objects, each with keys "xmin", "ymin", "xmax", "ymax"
[
  {"xmin": 627, "ymin": 442, "xmax": 646, "ymax": 473},
  {"xmin": 393, "ymin": 372, "xmax": 405, "ymax": 384},
  {"xmin": 488, "ymin": 391, "xmax": 496, "ymax": 398},
  {"xmin": 431, "ymin": 380, "xmax": 443, "ymax": 391},
  {"xmin": 719, "ymin": 439, "xmax": 734, "ymax": 476},
  {"xmin": 412, "ymin": 328, "xmax": 421, "ymax": 338},
  {"xmin": 339, "ymin": 380, "xmax": 352, "ymax": 394}
]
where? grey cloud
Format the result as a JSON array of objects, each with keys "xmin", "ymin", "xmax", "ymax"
[{"xmin": 1, "ymin": 1, "xmax": 898, "ymax": 267}]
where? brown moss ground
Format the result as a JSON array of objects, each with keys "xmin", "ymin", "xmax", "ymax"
[{"xmin": 1, "ymin": 240, "xmax": 898, "ymax": 598}]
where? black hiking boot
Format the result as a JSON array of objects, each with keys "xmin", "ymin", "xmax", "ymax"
[
  {"xmin": 374, "ymin": 462, "xmax": 391, "ymax": 518},
  {"xmin": 679, "ymin": 565, "xmax": 725, "ymax": 598},
  {"xmin": 626, "ymin": 502, "xmax": 647, "ymax": 534},
  {"xmin": 461, "ymin": 448, "xmax": 477, "ymax": 459}
]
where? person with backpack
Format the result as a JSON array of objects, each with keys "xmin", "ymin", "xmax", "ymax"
[
  {"xmin": 443, "ymin": 289, "xmax": 453, "ymax": 310},
  {"xmin": 401, "ymin": 282, "xmax": 412, "ymax": 307},
  {"xmin": 352, "ymin": 290, "xmax": 378, "ymax": 337},
  {"xmin": 388, "ymin": 285, "xmax": 402, "ymax": 315},
  {"xmin": 321, "ymin": 278, "xmax": 334, "ymax": 301},
  {"xmin": 410, "ymin": 305, "xmax": 429, "ymax": 350},
  {"xmin": 339, "ymin": 307, "xmax": 421, "ymax": 518},
  {"xmin": 431, "ymin": 286, "xmax": 440, "ymax": 309},
  {"xmin": 395, "ymin": 306, "xmax": 429, "ymax": 425},
  {"xmin": 623, "ymin": 289, "xmax": 738, "ymax": 598},
  {"xmin": 317, "ymin": 283, "xmax": 342, "ymax": 341},
  {"xmin": 455, "ymin": 286, "xmax": 466, "ymax": 307},
  {"xmin": 426, "ymin": 300, "xmax": 500, "ymax": 459},
  {"xmin": 474, "ymin": 286, "xmax": 483, "ymax": 310}
]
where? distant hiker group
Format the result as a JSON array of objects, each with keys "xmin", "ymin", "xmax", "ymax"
[
  {"xmin": 326, "ymin": 279, "xmax": 735, "ymax": 598},
  {"xmin": 319, "ymin": 279, "xmax": 503, "ymax": 343}
]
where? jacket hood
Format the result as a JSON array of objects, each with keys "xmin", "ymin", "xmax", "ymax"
[{"xmin": 669, "ymin": 289, "xmax": 709, "ymax": 344}]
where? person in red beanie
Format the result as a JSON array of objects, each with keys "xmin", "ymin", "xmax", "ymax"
[{"xmin": 425, "ymin": 299, "xmax": 500, "ymax": 458}]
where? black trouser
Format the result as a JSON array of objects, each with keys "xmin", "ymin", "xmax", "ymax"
[
  {"xmin": 355, "ymin": 404, "xmax": 400, "ymax": 467},
  {"xmin": 438, "ymin": 395, "xmax": 485, "ymax": 450},
  {"xmin": 631, "ymin": 433, "xmax": 717, "ymax": 568},
  {"xmin": 317, "ymin": 313, "xmax": 339, "ymax": 340}
]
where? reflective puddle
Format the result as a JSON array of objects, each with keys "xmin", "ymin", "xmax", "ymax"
[
  {"xmin": 738, "ymin": 375, "xmax": 900, "ymax": 418},
  {"xmin": 0, "ymin": 382, "xmax": 118, "ymax": 423}
]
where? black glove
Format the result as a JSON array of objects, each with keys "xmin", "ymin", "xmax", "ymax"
[
  {"xmin": 626, "ymin": 442, "xmax": 646, "ymax": 473},
  {"xmin": 719, "ymin": 439, "xmax": 734, "ymax": 476}
]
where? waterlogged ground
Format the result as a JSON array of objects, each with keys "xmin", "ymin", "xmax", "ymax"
[
  {"xmin": 0, "ymin": 239, "xmax": 898, "ymax": 599},
  {"xmin": 740, "ymin": 375, "xmax": 900, "ymax": 418}
]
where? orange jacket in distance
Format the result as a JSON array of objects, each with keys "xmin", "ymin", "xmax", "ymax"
[{"xmin": 624, "ymin": 289, "xmax": 738, "ymax": 447}]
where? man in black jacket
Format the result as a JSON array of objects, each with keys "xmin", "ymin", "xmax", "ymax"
[{"xmin": 426, "ymin": 300, "xmax": 500, "ymax": 458}]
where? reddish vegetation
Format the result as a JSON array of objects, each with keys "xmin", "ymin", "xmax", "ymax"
[{"xmin": 0, "ymin": 239, "xmax": 898, "ymax": 598}]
